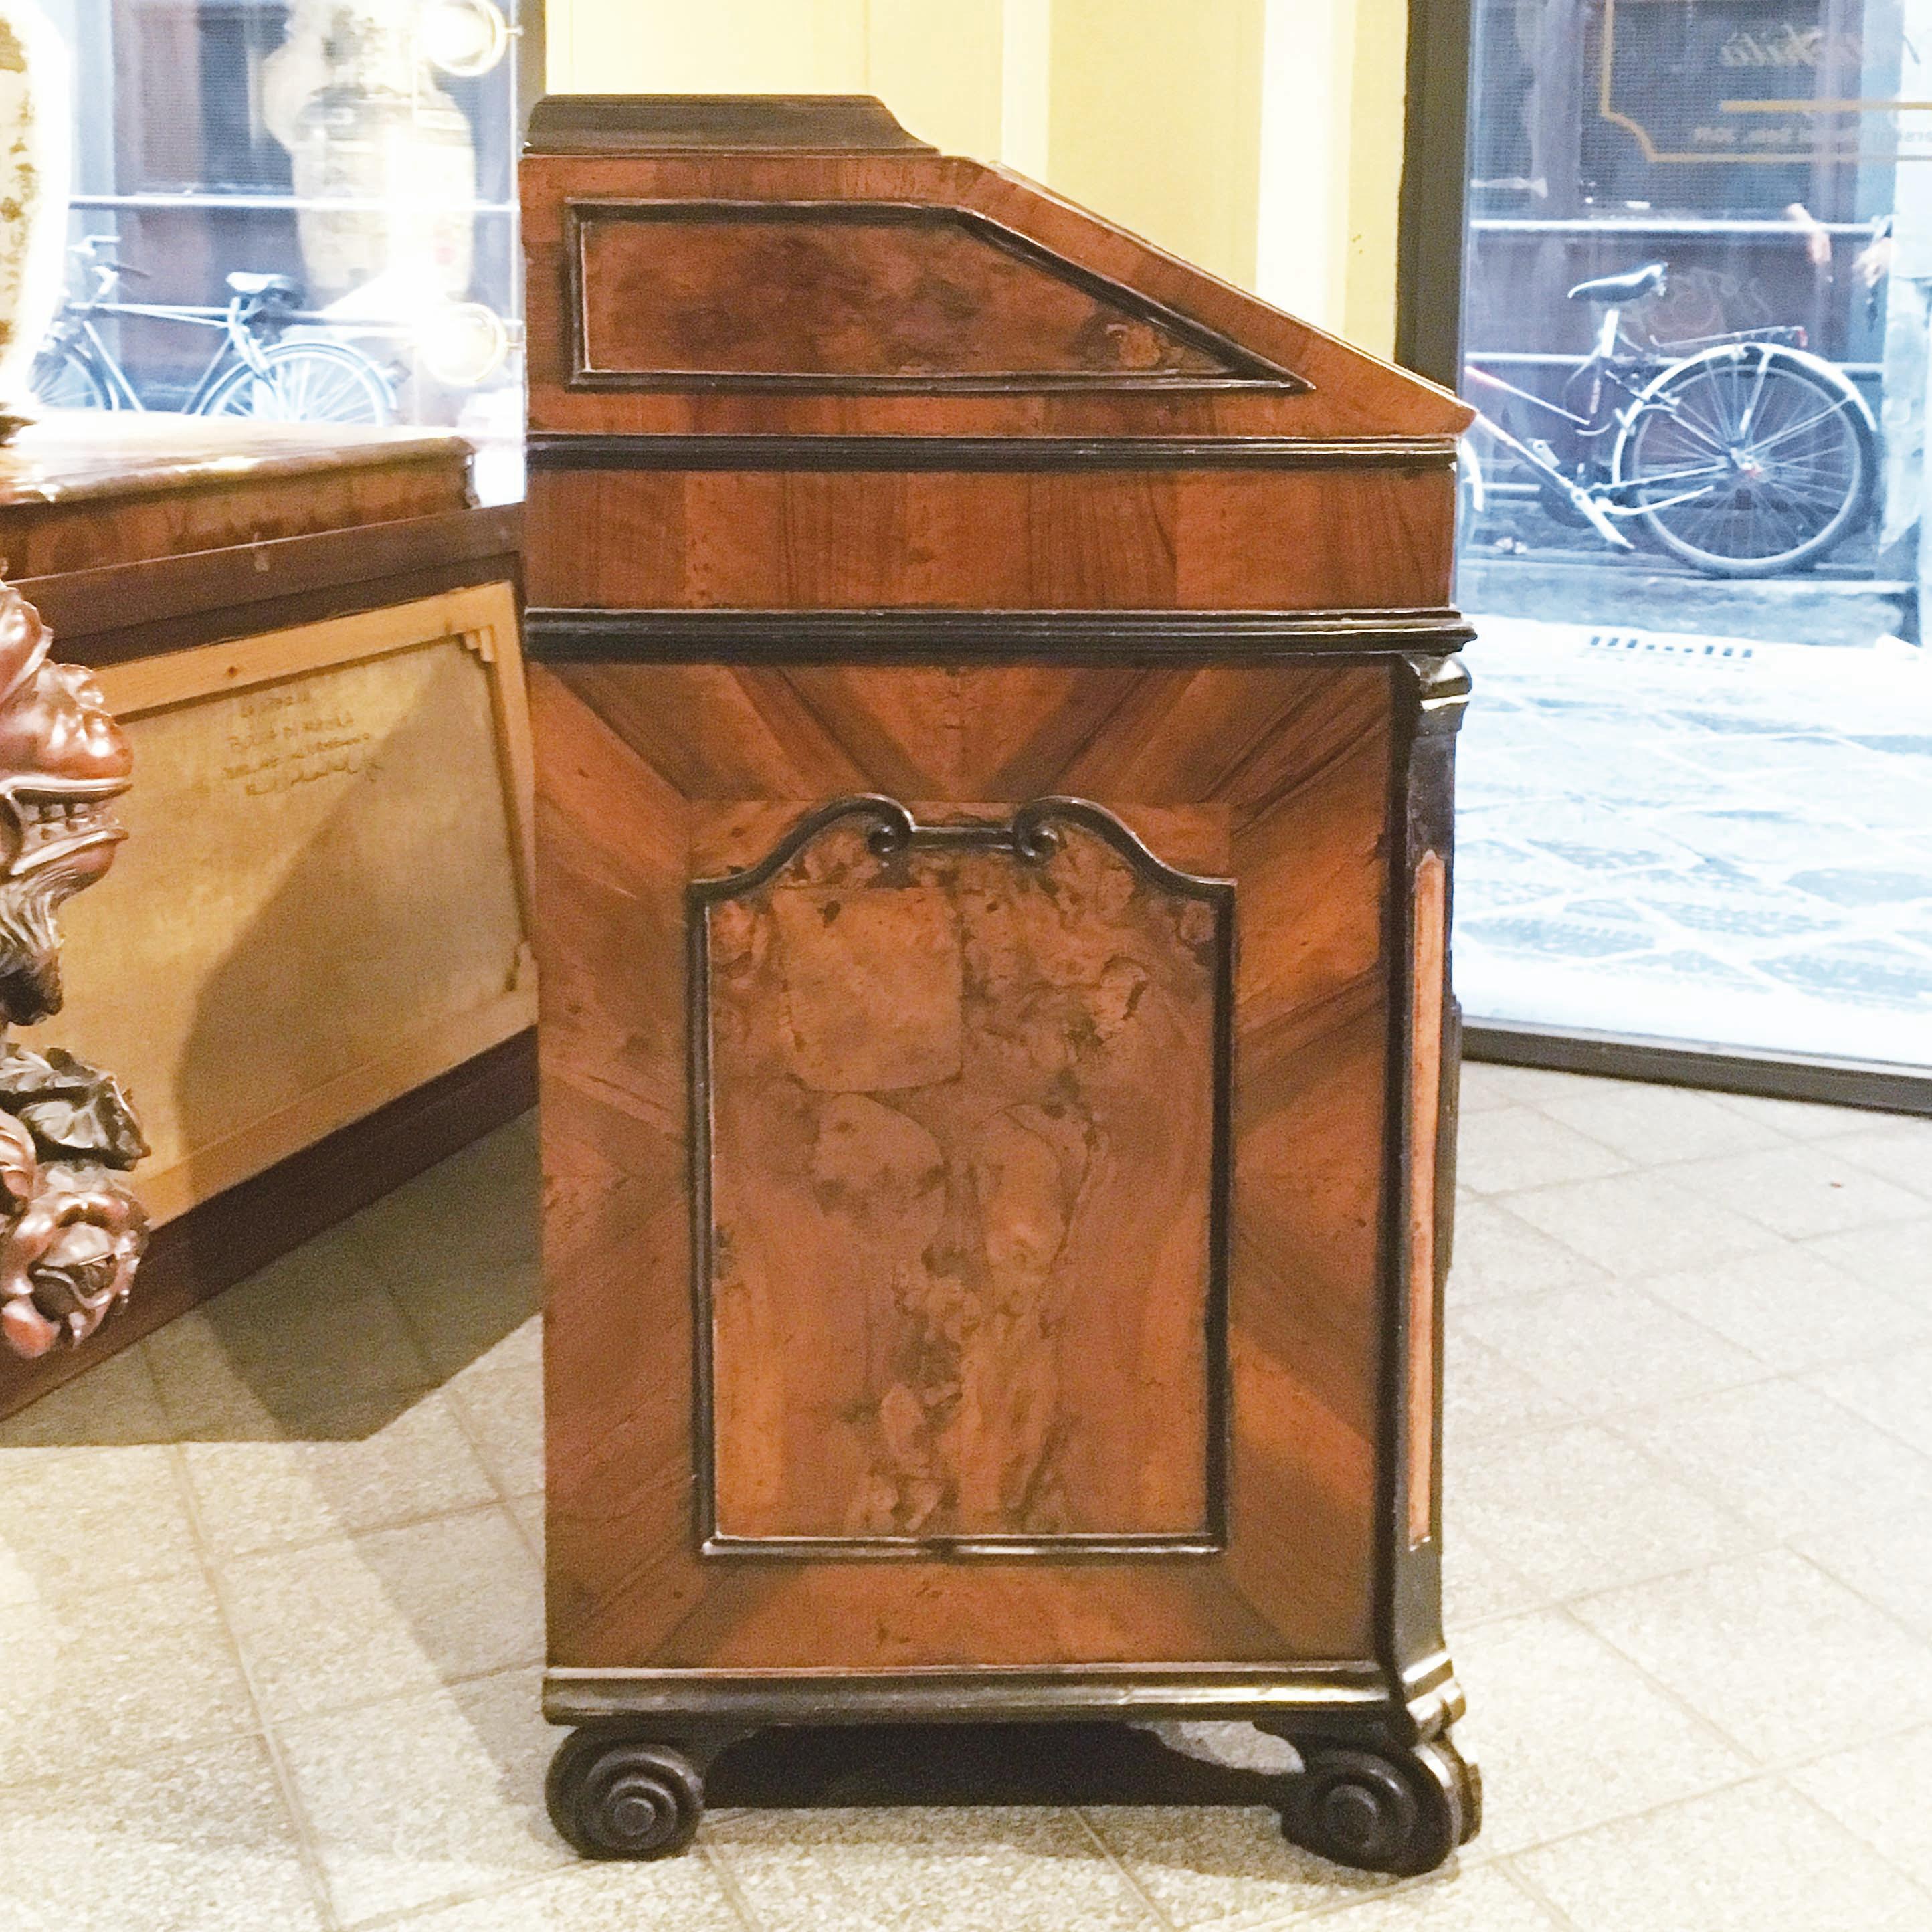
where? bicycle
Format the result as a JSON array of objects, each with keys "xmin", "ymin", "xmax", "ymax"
[
  {"xmin": 31, "ymin": 237, "xmax": 395, "ymax": 427},
  {"xmin": 1462, "ymin": 262, "xmax": 1878, "ymax": 577}
]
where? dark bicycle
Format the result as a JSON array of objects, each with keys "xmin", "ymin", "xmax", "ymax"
[
  {"xmin": 31, "ymin": 237, "xmax": 395, "ymax": 426},
  {"xmin": 1462, "ymin": 262, "xmax": 1878, "ymax": 577}
]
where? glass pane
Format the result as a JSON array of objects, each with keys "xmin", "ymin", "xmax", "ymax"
[
  {"xmin": 1458, "ymin": 0, "xmax": 1932, "ymax": 1069},
  {"xmin": 40, "ymin": 0, "xmax": 526, "ymax": 501}
]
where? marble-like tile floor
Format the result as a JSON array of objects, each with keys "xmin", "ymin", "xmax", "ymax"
[{"xmin": 3, "ymin": 1073, "xmax": 1931, "ymax": 1931}]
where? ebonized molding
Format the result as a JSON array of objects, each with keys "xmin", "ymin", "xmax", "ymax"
[
  {"xmin": 524, "ymin": 607, "xmax": 1476, "ymax": 664},
  {"xmin": 525, "ymin": 433, "xmax": 1457, "ymax": 472}
]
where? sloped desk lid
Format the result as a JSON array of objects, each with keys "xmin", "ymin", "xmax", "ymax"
[{"xmin": 521, "ymin": 95, "xmax": 1472, "ymax": 445}]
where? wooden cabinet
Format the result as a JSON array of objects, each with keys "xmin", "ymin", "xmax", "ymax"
[
  {"xmin": 523, "ymin": 94, "xmax": 1479, "ymax": 1876},
  {"xmin": 0, "ymin": 415, "xmax": 534, "ymax": 1422}
]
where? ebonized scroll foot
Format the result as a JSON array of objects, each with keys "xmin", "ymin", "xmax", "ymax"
[
  {"xmin": 546, "ymin": 1731, "xmax": 706, "ymax": 1860},
  {"xmin": 1279, "ymin": 1735, "xmax": 1480, "ymax": 1876}
]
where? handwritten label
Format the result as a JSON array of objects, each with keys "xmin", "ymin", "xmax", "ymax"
[{"xmin": 221, "ymin": 683, "xmax": 376, "ymax": 798}]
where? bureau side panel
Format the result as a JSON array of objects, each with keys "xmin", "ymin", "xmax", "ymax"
[{"xmin": 539, "ymin": 658, "xmax": 1393, "ymax": 1668}]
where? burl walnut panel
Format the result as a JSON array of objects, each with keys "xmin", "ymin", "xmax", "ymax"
[
  {"xmin": 701, "ymin": 803, "xmax": 1224, "ymax": 1547},
  {"xmin": 574, "ymin": 205, "xmax": 1258, "ymax": 385},
  {"xmin": 537, "ymin": 658, "xmax": 1392, "ymax": 1669}
]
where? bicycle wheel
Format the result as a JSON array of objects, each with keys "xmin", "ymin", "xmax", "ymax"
[
  {"xmin": 198, "ymin": 340, "xmax": 393, "ymax": 426},
  {"xmin": 29, "ymin": 339, "xmax": 114, "ymax": 412},
  {"xmin": 1612, "ymin": 345, "xmax": 1874, "ymax": 576}
]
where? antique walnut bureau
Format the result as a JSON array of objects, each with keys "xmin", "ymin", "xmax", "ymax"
[{"xmin": 522, "ymin": 94, "xmax": 1480, "ymax": 1876}]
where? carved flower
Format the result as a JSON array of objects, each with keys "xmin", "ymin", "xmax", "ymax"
[{"xmin": 0, "ymin": 1166, "xmax": 148, "ymax": 1359}]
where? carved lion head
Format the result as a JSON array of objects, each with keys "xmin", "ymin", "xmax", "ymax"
[{"xmin": 0, "ymin": 582, "xmax": 133, "ymax": 1026}]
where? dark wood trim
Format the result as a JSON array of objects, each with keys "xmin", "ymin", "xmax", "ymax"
[
  {"xmin": 563, "ymin": 198, "xmax": 1309, "ymax": 395},
  {"xmin": 545, "ymin": 1663, "xmax": 1394, "ymax": 1731},
  {"xmin": 0, "ymin": 1028, "xmax": 537, "ymax": 1421},
  {"xmin": 1395, "ymin": 0, "xmax": 1474, "ymax": 386},
  {"xmin": 23, "ymin": 505, "xmax": 524, "ymax": 661},
  {"xmin": 1464, "ymin": 1017, "xmax": 1932, "ymax": 1119},
  {"xmin": 526, "ymin": 433, "xmax": 1457, "ymax": 472},
  {"xmin": 526, "ymin": 92, "xmax": 935, "ymax": 155},
  {"xmin": 525, "ymin": 607, "xmax": 1476, "ymax": 666}
]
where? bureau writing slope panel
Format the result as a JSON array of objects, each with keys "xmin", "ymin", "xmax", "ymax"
[{"xmin": 696, "ymin": 797, "xmax": 1232, "ymax": 1551}]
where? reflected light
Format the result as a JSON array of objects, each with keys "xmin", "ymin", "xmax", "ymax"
[
  {"xmin": 418, "ymin": 300, "xmax": 510, "ymax": 386},
  {"xmin": 419, "ymin": 0, "xmax": 511, "ymax": 80}
]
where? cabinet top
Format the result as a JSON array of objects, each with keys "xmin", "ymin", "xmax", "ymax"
[{"xmin": 525, "ymin": 94, "xmax": 935, "ymax": 155}]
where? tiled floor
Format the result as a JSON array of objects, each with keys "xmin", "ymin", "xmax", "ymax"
[{"xmin": 3, "ymin": 1074, "xmax": 1931, "ymax": 1930}]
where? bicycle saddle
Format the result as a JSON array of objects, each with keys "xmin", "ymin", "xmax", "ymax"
[
  {"xmin": 226, "ymin": 271, "xmax": 302, "ymax": 302},
  {"xmin": 1565, "ymin": 262, "xmax": 1666, "ymax": 304}
]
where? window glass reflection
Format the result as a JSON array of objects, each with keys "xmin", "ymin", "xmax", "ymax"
[
  {"xmin": 37, "ymin": 0, "xmax": 525, "ymax": 501},
  {"xmin": 1458, "ymin": 0, "xmax": 1932, "ymax": 1068}
]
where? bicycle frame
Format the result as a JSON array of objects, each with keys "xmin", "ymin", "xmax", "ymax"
[
  {"xmin": 45, "ymin": 295, "xmax": 292, "ymax": 412},
  {"xmin": 1461, "ymin": 302, "xmax": 1819, "ymax": 549}
]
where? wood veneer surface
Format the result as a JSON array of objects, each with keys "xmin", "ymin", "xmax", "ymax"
[
  {"xmin": 537, "ymin": 659, "xmax": 1392, "ymax": 1669},
  {"xmin": 523, "ymin": 467, "xmax": 1455, "ymax": 611}
]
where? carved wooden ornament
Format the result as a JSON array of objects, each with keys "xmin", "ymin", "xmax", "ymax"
[{"xmin": 0, "ymin": 577, "xmax": 145, "ymax": 1359}]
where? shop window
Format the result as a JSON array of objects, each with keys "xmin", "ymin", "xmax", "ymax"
[
  {"xmin": 36, "ymin": 0, "xmax": 526, "ymax": 501},
  {"xmin": 1456, "ymin": 0, "xmax": 1932, "ymax": 1074}
]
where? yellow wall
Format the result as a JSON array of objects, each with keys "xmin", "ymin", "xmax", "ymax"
[{"xmin": 543, "ymin": 0, "xmax": 1408, "ymax": 353}]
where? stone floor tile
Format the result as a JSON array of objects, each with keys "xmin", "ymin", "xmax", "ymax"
[
  {"xmin": 1454, "ymin": 1062, "xmax": 1526, "ymax": 1113},
  {"xmin": 275, "ymin": 1666, "xmax": 568, "ymax": 1926},
  {"xmin": 508, "ymin": 1494, "xmax": 544, "ymax": 1563},
  {"xmin": 1823, "ymin": 1120, "xmax": 1932, "ymax": 1202},
  {"xmin": 387, "ymin": 1858, "xmax": 750, "ymax": 1932},
  {"xmin": 1445, "ymin": 1199, "xmax": 1615, "ymax": 1305},
  {"xmin": 1788, "ymin": 1723, "xmax": 1932, "ymax": 1892},
  {"xmin": 706, "ymin": 1806, "xmax": 1164, "ymax": 1932},
  {"xmin": 1442, "ymin": 1521, "xmax": 1550, "ymax": 1632},
  {"xmin": 183, "ymin": 1391, "xmax": 499, "ymax": 1558},
  {"xmin": 1498, "ymin": 1169, "xmax": 1786, "ymax": 1279},
  {"xmin": 353, "ymin": 1130, "xmax": 540, "ymax": 1305},
  {"xmin": 1702, "ymin": 1089, "xmax": 1883, "ymax": 1142},
  {"xmin": 1442, "ymin": 1331, "xmax": 1579, "ymax": 1455},
  {"xmin": 0, "ymin": 1737, "xmax": 326, "ymax": 1932},
  {"xmin": 1571, "ymin": 1549, "xmax": 1932, "ymax": 1765},
  {"xmin": 1805, "ymin": 1340, "xmax": 1932, "ymax": 1457},
  {"xmin": 387, "ymin": 1254, "xmax": 543, "ymax": 1382},
  {"xmin": 1456, "ymin": 1424, "xmax": 1766, "ymax": 1602},
  {"xmin": 1514, "ymin": 1778, "xmax": 1931, "ymax": 1931},
  {"xmin": 1637, "ymin": 1244, "xmax": 1931, "ymax": 1373},
  {"xmin": 1458, "ymin": 1282, "xmax": 1764, "ymax": 1418},
  {"xmin": 1446, "ymin": 1609, "xmax": 1748, "ymax": 1855},
  {"xmin": 0, "ymin": 1445, "xmax": 201, "ymax": 1604},
  {"xmin": 1523, "ymin": 1075, "xmax": 1792, "ymax": 1165},
  {"xmin": 1664, "ymin": 1143, "xmax": 1929, "ymax": 1242},
  {"xmin": 0, "ymin": 1344, "xmax": 171, "ymax": 1448},
  {"xmin": 1459, "ymin": 1064, "xmax": 1593, "ymax": 1113},
  {"xmin": 1313, "ymin": 1864, "xmax": 1563, "ymax": 1931},
  {"xmin": 147, "ymin": 1255, "xmax": 432, "ymax": 1435},
  {"xmin": 1457, "ymin": 1106, "xmax": 1632, "ymax": 1195},
  {"xmin": 1800, "ymin": 1219, "xmax": 1932, "ymax": 1310},
  {"xmin": 1622, "ymin": 1380, "xmax": 1932, "ymax": 1539},
  {"xmin": 0, "ymin": 1569, "xmax": 256, "ymax": 1786},
  {"xmin": 223, "ymin": 1505, "xmax": 542, "ymax": 1721},
  {"xmin": 1082, "ymin": 1804, "xmax": 1407, "ymax": 1926},
  {"xmin": 444, "ymin": 1323, "xmax": 544, "ymax": 1501},
  {"xmin": 1785, "ymin": 1515, "xmax": 1932, "ymax": 1646}
]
